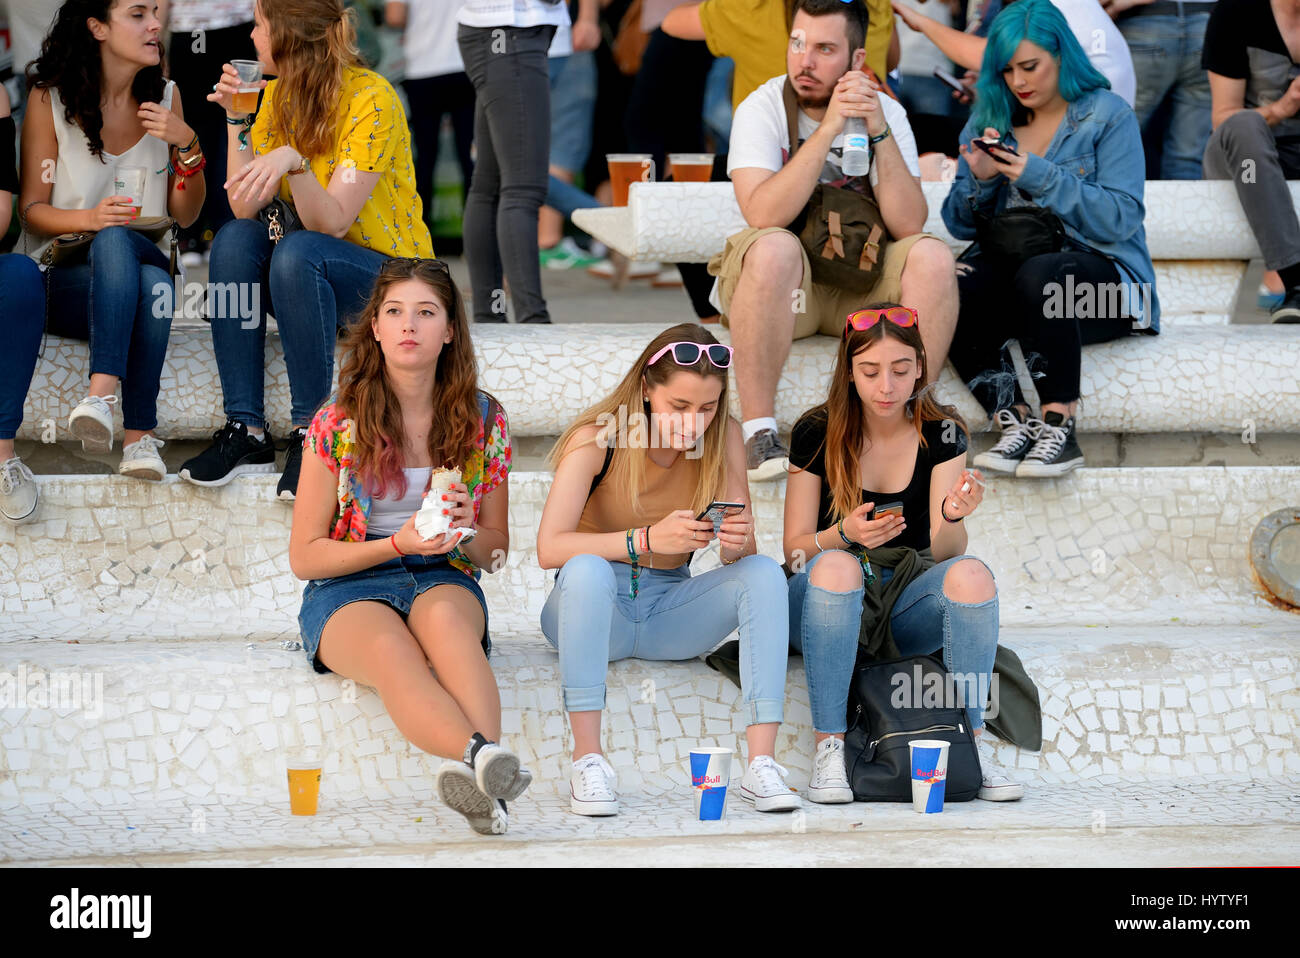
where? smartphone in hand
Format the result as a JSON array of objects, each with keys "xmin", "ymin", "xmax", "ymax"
[
  {"xmin": 973, "ymin": 137, "xmax": 1020, "ymax": 161},
  {"xmin": 933, "ymin": 66, "xmax": 966, "ymax": 94},
  {"xmin": 871, "ymin": 501, "xmax": 905, "ymax": 520},
  {"xmin": 695, "ymin": 501, "xmax": 745, "ymax": 535}
]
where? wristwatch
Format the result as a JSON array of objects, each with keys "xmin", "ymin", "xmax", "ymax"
[{"xmin": 286, "ymin": 154, "xmax": 310, "ymax": 176}]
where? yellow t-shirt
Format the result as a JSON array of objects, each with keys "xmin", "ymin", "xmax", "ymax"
[
  {"xmin": 698, "ymin": 0, "xmax": 892, "ymax": 110},
  {"xmin": 251, "ymin": 66, "xmax": 434, "ymax": 258}
]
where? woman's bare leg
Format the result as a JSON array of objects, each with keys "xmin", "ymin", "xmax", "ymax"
[
  {"xmin": 317, "ymin": 601, "xmax": 475, "ymax": 759},
  {"xmin": 407, "ymin": 585, "xmax": 500, "ymax": 742}
]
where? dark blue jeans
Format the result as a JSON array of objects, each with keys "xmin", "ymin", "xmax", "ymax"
[
  {"xmin": 208, "ymin": 219, "xmax": 389, "ymax": 429},
  {"xmin": 44, "ymin": 227, "xmax": 174, "ymax": 432},
  {"xmin": 0, "ymin": 254, "xmax": 45, "ymax": 440}
]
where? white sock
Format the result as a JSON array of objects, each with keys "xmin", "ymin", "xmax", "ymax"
[
  {"xmin": 246, "ymin": 426, "xmax": 264, "ymax": 439},
  {"xmin": 742, "ymin": 417, "xmax": 778, "ymax": 443}
]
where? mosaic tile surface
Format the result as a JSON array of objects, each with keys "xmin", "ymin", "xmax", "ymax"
[
  {"xmin": 1, "ymin": 779, "xmax": 1295, "ymax": 866},
  {"xmin": 1, "ymin": 623, "xmax": 1296, "ymax": 807},
  {"xmin": 1, "ymin": 468, "xmax": 1296, "ymax": 644},
  {"xmin": 16, "ymin": 323, "xmax": 1300, "ymax": 443}
]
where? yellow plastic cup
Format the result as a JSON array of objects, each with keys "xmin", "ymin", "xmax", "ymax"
[{"xmin": 287, "ymin": 761, "xmax": 322, "ymax": 815}]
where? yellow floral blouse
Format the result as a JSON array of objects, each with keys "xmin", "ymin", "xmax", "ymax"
[{"xmin": 251, "ymin": 66, "xmax": 434, "ymax": 257}]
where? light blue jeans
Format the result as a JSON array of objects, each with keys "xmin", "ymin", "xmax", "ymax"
[
  {"xmin": 540, "ymin": 554, "xmax": 789, "ymax": 725},
  {"xmin": 788, "ymin": 551, "xmax": 999, "ymax": 734},
  {"xmin": 1118, "ymin": 11, "xmax": 1212, "ymax": 181}
]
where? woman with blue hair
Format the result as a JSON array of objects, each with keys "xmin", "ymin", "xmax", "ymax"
[{"xmin": 941, "ymin": 0, "xmax": 1158, "ymax": 478}]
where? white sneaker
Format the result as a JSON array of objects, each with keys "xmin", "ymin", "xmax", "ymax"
[
  {"xmin": 68, "ymin": 395, "xmax": 118, "ymax": 453},
  {"xmin": 119, "ymin": 435, "xmax": 166, "ymax": 481},
  {"xmin": 976, "ymin": 737, "xmax": 1025, "ymax": 801},
  {"xmin": 586, "ymin": 258, "xmax": 660, "ymax": 280},
  {"xmin": 437, "ymin": 761, "xmax": 509, "ymax": 835},
  {"xmin": 807, "ymin": 737, "xmax": 854, "ymax": 804},
  {"xmin": 739, "ymin": 755, "xmax": 801, "ymax": 812},
  {"xmin": 0, "ymin": 457, "xmax": 39, "ymax": 525},
  {"xmin": 471, "ymin": 742, "xmax": 533, "ymax": 800},
  {"xmin": 570, "ymin": 752, "xmax": 619, "ymax": 816}
]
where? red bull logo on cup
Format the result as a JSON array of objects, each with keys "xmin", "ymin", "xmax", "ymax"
[{"xmin": 689, "ymin": 749, "xmax": 731, "ymax": 821}]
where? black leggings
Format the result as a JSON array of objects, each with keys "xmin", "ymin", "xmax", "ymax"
[
  {"xmin": 403, "ymin": 72, "xmax": 476, "ymax": 215},
  {"xmin": 949, "ymin": 249, "xmax": 1137, "ymax": 415}
]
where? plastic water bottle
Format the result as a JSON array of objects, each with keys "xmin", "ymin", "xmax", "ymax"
[{"xmin": 842, "ymin": 117, "xmax": 871, "ymax": 176}]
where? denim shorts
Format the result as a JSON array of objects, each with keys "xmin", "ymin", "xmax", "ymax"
[{"xmin": 298, "ymin": 543, "xmax": 491, "ymax": 674}]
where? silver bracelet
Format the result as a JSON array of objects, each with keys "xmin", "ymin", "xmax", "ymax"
[{"xmin": 813, "ymin": 529, "xmax": 825, "ymax": 553}]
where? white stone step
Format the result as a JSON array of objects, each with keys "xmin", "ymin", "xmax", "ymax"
[
  {"xmin": 16, "ymin": 323, "xmax": 1300, "ymax": 443},
  {"xmin": 3, "ymin": 468, "xmax": 1298, "ymax": 643},
  {"xmin": 3, "ymin": 778, "xmax": 1295, "ymax": 866},
  {"xmin": 2, "ymin": 625, "xmax": 1296, "ymax": 814}
]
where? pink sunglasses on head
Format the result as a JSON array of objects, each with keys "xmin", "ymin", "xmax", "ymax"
[{"xmin": 647, "ymin": 341, "xmax": 734, "ymax": 369}]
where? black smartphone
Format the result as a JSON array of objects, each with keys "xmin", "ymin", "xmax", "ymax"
[
  {"xmin": 695, "ymin": 500, "xmax": 745, "ymax": 534},
  {"xmin": 872, "ymin": 501, "xmax": 905, "ymax": 520},
  {"xmin": 973, "ymin": 137, "xmax": 1019, "ymax": 159},
  {"xmin": 933, "ymin": 66, "xmax": 966, "ymax": 94}
]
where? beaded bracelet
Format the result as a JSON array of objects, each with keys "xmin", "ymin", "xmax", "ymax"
[{"xmin": 625, "ymin": 528, "xmax": 641, "ymax": 599}]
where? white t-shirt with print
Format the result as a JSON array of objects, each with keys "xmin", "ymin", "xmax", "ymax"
[
  {"xmin": 457, "ymin": 0, "xmax": 571, "ymax": 30},
  {"xmin": 728, "ymin": 74, "xmax": 922, "ymax": 189}
]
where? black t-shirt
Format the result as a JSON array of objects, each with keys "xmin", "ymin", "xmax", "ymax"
[
  {"xmin": 1203, "ymin": 0, "xmax": 1300, "ymax": 138},
  {"xmin": 789, "ymin": 409, "xmax": 968, "ymax": 552},
  {"xmin": 0, "ymin": 117, "xmax": 17, "ymax": 194}
]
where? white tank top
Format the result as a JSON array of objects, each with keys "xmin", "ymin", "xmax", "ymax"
[
  {"xmin": 367, "ymin": 467, "xmax": 433, "ymax": 538},
  {"xmin": 21, "ymin": 82, "xmax": 176, "ymax": 264}
]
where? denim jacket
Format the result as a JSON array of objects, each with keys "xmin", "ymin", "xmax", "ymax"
[{"xmin": 941, "ymin": 88, "xmax": 1160, "ymax": 332}]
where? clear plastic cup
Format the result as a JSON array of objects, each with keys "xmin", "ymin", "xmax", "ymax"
[
  {"xmin": 287, "ymin": 758, "xmax": 322, "ymax": 816},
  {"xmin": 231, "ymin": 59, "xmax": 263, "ymax": 114},
  {"xmin": 113, "ymin": 165, "xmax": 147, "ymax": 217},
  {"xmin": 607, "ymin": 154, "xmax": 654, "ymax": 206},
  {"xmin": 668, "ymin": 153, "xmax": 715, "ymax": 182}
]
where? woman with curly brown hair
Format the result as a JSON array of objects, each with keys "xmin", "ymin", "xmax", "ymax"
[
  {"xmin": 288, "ymin": 257, "xmax": 526, "ymax": 836},
  {"xmin": 180, "ymin": 0, "xmax": 433, "ymax": 500},
  {"xmin": 15, "ymin": 0, "xmax": 206, "ymax": 482}
]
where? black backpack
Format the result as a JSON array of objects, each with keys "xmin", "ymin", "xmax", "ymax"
[{"xmin": 844, "ymin": 653, "xmax": 982, "ymax": 802}]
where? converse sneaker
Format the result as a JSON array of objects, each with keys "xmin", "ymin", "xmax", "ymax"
[
  {"xmin": 745, "ymin": 428, "xmax": 789, "ymax": 482},
  {"xmin": 469, "ymin": 741, "xmax": 533, "ymax": 801},
  {"xmin": 179, "ymin": 420, "xmax": 276, "ymax": 486},
  {"xmin": 68, "ymin": 395, "xmax": 118, "ymax": 453},
  {"xmin": 1016, "ymin": 411, "xmax": 1083, "ymax": 477},
  {"xmin": 976, "ymin": 737, "xmax": 1025, "ymax": 801},
  {"xmin": 119, "ymin": 435, "xmax": 166, "ymax": 481},
  {"xmin": 0, "ymin": 457, "xmax": 39, "ymax": 525},
  {"xmin": 807, "ymin": 737, "xmax": 854, "ymax": 804},
  {"xmin": 973, "ymin": 407, "xmax": 1034, "ymax": 474},
  {"xmin": 739, "ymin": 755, "xmax": 801, "ymax": 812},
  {"xmin": 570, "ymin": 752, "xmax": 619, "ymax": 816},
  {"xmin": 277, "ymin": 427, "xmax": 308, "ymax": 500},
  {"xmin": 1270, "ymin": 289, "xmax": 1300, "ymax": 323},
  {"xmin": 436, "ymin": 761, "xmax": 509, "ymax": 835}
]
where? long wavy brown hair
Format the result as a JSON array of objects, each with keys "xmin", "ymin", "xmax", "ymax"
[
  {"xmin": 335, "ymin": 259, "xmax": 486, "ymax": 500},
  {"xmin": 259, "ymin": 0, "xmax": 363, "ymax": 161},
  {"xmin": 547, "ymin": 324, "xmax": 731, "ymax": 517},
  {"xmin": 799, "ymin": 302, "xmax": 968, "ymax": 521},
  {"xmin": 28, "ymin": 0, "xmax": 167, "ymax": 162}
]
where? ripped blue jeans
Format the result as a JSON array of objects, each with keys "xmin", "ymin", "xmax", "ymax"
[{"xmin": 788, "ymin": 552, "xmax": 999, "ymax": 733}]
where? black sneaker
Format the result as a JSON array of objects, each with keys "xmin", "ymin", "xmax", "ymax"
[
  {"xmin": 745, "ymin": 428, "xmax": 789, "ymax": 482},
  {"xmin": 973, "ymin": 407, "xmax": 1034, "ymax": 474},
  {"xmin": 179, "ymin": 420, "xmax": 275, "ymax": 486},
  {"xmin": 1015, "ymin": 411, "xmax": 1084, "ymax": 477},
  {"xmin": 277, "ymin": 426, "xmax": 308, "ymax": 501},
  {"xmin": 1270, "ymin": 289, "xmax": 1300, "ymax": 323}
]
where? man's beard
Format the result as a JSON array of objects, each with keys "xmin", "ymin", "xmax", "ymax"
[{"xmin": 792, "ymin": 73, "xmax": 831, "ymax": 110}]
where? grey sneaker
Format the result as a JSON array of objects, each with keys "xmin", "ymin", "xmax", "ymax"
[
  {"xmin": 973, "ymin": 408, "xmax": 1034, "ymax": 474},
  {"xmin": 437, "ymin": 761, "xmax": 509, "ymax": 835},
  {"xmin": 0, "ymin": 457, "xmax": 39, "ymax": 525},
  {"xmin": 119, "ymin": 435, "xmax": 166, "ymax": 481},
  {"xmin": 745, "ymin": 428, "xmax": 789, "ymax": 482},
  {"xmin": 68, "ymin": 394, "xmax": 118, "ymax": 453}
]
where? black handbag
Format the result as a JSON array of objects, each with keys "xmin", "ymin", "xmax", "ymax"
[
  {"xmin": 844, "ymin": 653, "xmax": 982, "ymax": 802},
  {"xmin": 37, "ymin": 216, "xmax": 180, "ymax": 276},
  {"xmin": 973, "ymin": 203, "xmax": 1065, "ymax": 268},
  {"xmin": 257, "ymin": 197, "xmax": 303, "ymax": 244}
]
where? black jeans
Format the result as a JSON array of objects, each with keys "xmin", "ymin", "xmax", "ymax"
[
  {"xmin": 949, "ymin": 249, "xmax": 1137, "ymax": 415},
  {"xmin": 402, "ymin": 71, "xmax": 476, "ymax": 219},
  {"xmin": 167, "ymin": 22, "xmax": 257, "ymax": 249},
  {"xmin": 625, "ymin": 28, "xmax": 719, "ymax": 318},
  {"xmin": 457, "ymin": 23, "xmax": 555, "ymax": 323}
]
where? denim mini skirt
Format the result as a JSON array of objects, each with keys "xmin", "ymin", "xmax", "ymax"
[{"xmin": 298, "ymin": 541, "xmax": 491, "ymax": 674}]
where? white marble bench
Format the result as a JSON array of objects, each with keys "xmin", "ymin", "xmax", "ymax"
[
  {"xmin": 16, "ymin": 322, "xmax": 1300, "ymax": 442},
  {"xmin": 573, "ymin": 180, "xmax": 1300, "ymax": 327}
]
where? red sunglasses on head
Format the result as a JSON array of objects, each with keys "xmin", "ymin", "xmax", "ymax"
[{"xmin": 845, "ymin": 306, "xmax": 919, "ymax": 334}]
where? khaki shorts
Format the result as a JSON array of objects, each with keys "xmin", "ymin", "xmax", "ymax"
[{"xmin": 708, "ymin": 227, "xmax": 939, "ymax": 339}]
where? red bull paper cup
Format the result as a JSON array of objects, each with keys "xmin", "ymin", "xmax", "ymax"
[
  {"xmin": 909, "ymin": 740, "xmax": 950, "ymax": 814},
  {"xmin": 689, "ymin": 747, "xmax": 732, "ymax": 820}
]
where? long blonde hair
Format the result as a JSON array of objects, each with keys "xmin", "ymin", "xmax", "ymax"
[
  {"xmin": 548, "ymin": 324, "xmax": 731, "ymax": 517},
  {"xmin": 259, "ymin": 0, "xmax": 362, "ymax": 161}
]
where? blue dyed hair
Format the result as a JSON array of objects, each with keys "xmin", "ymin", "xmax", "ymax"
[{"xmin": 972, "ymin": 0, "xmax": 1109, "ymax": 135}]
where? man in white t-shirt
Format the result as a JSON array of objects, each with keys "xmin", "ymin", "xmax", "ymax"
[{"xmin": 710, "ymin": 0, "xmax": 958, "ymax": 480}]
